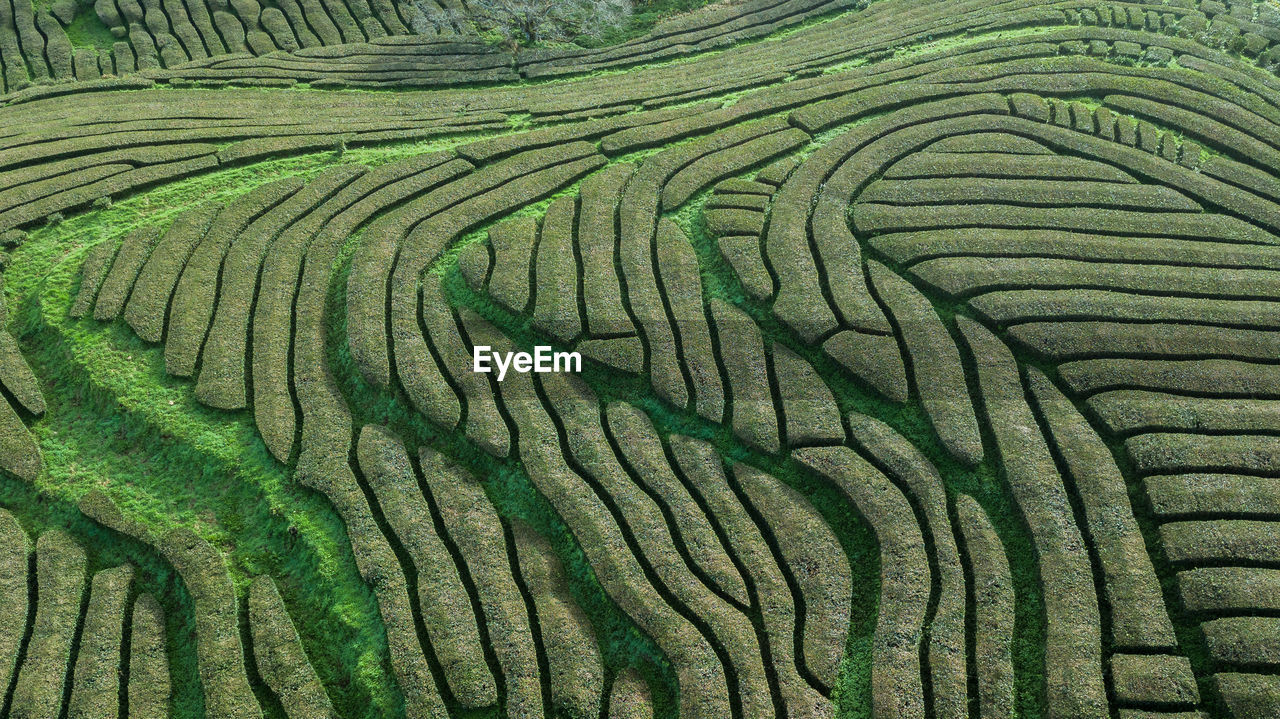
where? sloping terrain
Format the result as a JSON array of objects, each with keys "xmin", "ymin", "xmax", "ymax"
[{"xmin": 1, "ymin": 0, "xmax": 1279, "ymax": 717}]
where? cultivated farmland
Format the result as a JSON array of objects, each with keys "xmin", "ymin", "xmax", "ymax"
[{"xmin": 0, "ymin": 0, "xmax": 1278, "ymax": 717}]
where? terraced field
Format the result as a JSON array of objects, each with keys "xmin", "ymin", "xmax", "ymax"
[{"xmin": 1, "ymin": 0, "xmax": 1279, "ymax": 716}]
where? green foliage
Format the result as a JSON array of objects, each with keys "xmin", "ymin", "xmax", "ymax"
[
  {"xmin": 586, "ymin": 0, "xmax": 721, "ymax": 46},
  {"xmin": 64, "ymin": 10, "xmax": 117, "ymax": 51}
]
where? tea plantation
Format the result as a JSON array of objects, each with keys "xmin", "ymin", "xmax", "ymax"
[{"xmin": 0, "ymin": 0, "xmax": 1277, "ymax": 717}]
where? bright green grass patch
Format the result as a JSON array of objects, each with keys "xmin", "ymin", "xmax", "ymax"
[{"xmin": 65, "ymin": 10, "xmax": 118, "ymax": 52}]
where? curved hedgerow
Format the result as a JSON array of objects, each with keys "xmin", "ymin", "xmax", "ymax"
[
  {"xmin": 67, "ymin": 565, "xmax": 134, "ymax": 719},
  {"xmin": 9, "ymin": 530, "xmax": 87, "ymax": 719},
  {"xmin": 796, "ymin": 445, "xmax": 931, "ymax": 718},
  {"xmin": 510, "ymin": 519, "xmax": 604, "ymax": 719},
  {"xmin": 355, "ymin": 424, "xmax": 491, "ymax": 709},
  {"xmin": 954, "ymin": 494, "xmax": 1015, "ymax": 719},
  {"xmin": 248, "ymin": 576, "xmax": 338, "ymax": 719},
  {"xmin": 0, "ymin": 508, "xmax": 29, "ymax": 704},
  {"xmin": 128, "ymin": 594, "xmax": 171, "ymax": 719}
]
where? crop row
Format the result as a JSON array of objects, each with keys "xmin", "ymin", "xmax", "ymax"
[
  {"xmin": 39, "ymin": 9, "xmax": 1280, "ymax": 717},
  {"xmin": 474, "ymin": 331, "xmax": 851, "ymax": 717},
  {"xmin": 344, "ymin": 364, "xmax": 844, "ymax": 717},
  {"xmin": 509, "ymin": 520, "xmax": 603, "ymax": 719},
  {"xmin": 90, "ymin": 0, "xmax": 414, "ymax": 76},
  {"xmin": 0, "ymin": 265, "xmax": 41, "ymax": 480},
  {"xmin": 845, "ymin": 85, "xmax": 1280, "ymax": 701},
  {"xmin": 355, "ymin": 426, "xmax": 488, "ymax": 710},
  {"xmin": 14, "ymin": 0, "xmax": 1271, "ymax": 107},
  {"xmin": 77, "ymin": 149, "xmax": 471, "ymax": 464},
  {"xmin": 135, "ymin": 0, "xmax": 851, "ymax": 88},
  {"xmin": 0, "ymin": 508, "xmax": 173, "ymax": 719},
  {"xmin": 846, "ymin": 414, "xmax": 968, "ymax": 717},
  {"xmin": 957, "ymin": 319, "xmax": 1110, "ymax": 717},
  {"xmin": 195, "ymin": 166, "xmax": 362, "ymax": 410},
  {"xmin": 470, "ymin": 188, "xmax": 847, "ymax": 451},
  {"xmin": 9, "ymin": 18, "xmax": 1280, "ymax": 240},
  {"xmin": 519, "ymin": 0, "xmax": 848, "ymax": 79},
  {"xmin": 831, "ymin": 87, "xmax": 1280, "ymax": 708},
  {"xmin": 248, "ymin": 577, "xmax": 336, "ymax": 718}
]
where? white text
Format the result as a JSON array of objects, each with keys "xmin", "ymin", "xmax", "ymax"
[{"xmin": 472, "ymin": 346, "xmax": 581, "ymax": 381}]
